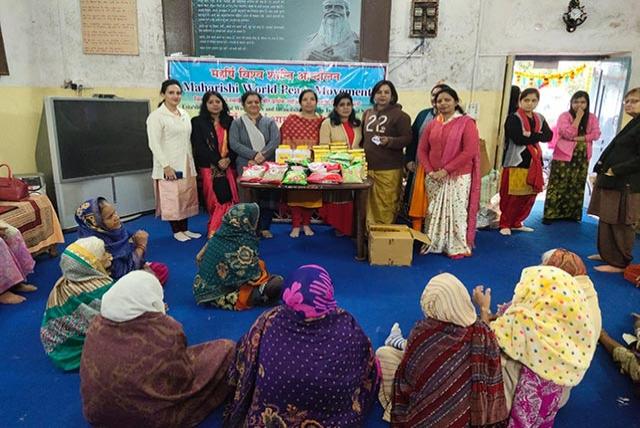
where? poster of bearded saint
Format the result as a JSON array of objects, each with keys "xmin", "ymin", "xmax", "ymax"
[{"xmin": 300, "ymin": 0, "xmax": 360, "ymax": 62}]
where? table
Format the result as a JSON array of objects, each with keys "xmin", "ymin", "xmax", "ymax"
[
  {"xmin": 0, "ymin": 194, "xmax": 65, "ymax": 256},
  {"xmin": 239, "ymin": 179, "xmax": 372, "ymax": 260}
]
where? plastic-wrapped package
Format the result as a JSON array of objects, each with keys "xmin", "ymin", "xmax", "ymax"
[
  {"xmin": 240, "ymin": 164, "xmax": 268, "ymax": 182},
  {"xmin": 282, "ymin": 166, "xmax": 308, "ymax": 185},
  {"xmin": 260, "ymin": 163, "xmax": 289, "ymax": 185},
  {"xmin": 342, "ymin": 163, "xmax": 364, "ymax": 183},
  {"xmin": 308, "ymin": 172, "xmax": 343, "ymax": 184},
  {"xmin": 308, "ymin": 162, "xmax": 328, "ymax": 174}
]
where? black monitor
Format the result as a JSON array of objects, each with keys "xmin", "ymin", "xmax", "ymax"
[{"xmin": 50, "ymin": 98, "xmax": 152, "ymax": 181}]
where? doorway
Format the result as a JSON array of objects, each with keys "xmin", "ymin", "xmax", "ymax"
[{"xmin": 507, "ymin": 55, "xmax": 631, "ymax": 203}]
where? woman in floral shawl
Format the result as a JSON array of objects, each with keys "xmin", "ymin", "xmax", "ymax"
[
  {"xmin": 193, "ymin": 203, "xmax": 283, "ymax": 310},
  {"xmin": 40, "ymin": 236, "xmax": 114, "ymax": 371},
  {"xmin": 75, "ymin": 197, "xmax": 168, "ymax": 284},
  {"xmin": 224, "ymin": 264, "xmax": 379, "ymax": 427}
]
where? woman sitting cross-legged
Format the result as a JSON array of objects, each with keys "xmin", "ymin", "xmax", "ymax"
[
  {"xmin": 193, "ymin": 203, "xmax": 283, "ymax": 310},
  {"xmin": 476, "ymin": 265, "xmax": 599, "ymax": 428},
  {"xmin": 377, "ymin": 272, "xmax": 508, "ymax": 426},
  {"xmin": 80, "ymin": 270, "xmax": 235, "ymax": 428},
  {"xmin": 224, "ymin": 264, "xmax": 380, "ymax": 427},
  {"xmin": 40, "ymin": 237, "xmax": 114, "ymax": 371},
  {"xmin": 0, "ymin": 220, "xmax": 37, "ymax": 304},
  {"xmin": 75, "ymin": 197, "xmax": 168, "ymax": 284}
]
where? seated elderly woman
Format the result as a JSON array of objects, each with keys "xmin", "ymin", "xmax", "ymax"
[
  {"xmin": 193, "ymin": 203, "xmax": 283, "ymax": 310},
  {"xmin": 75, "ymin": 197, "xmax": 168, "ymax": 283},
  {"xmin": 0, "ymin": 220, "xmax": 36, "ymax": 304},
  {"xmin": 80, "ymin": 270, "xmax": 235, "ymax": 428},
  {"xmin": 40, "ymin": 237, "xmax": 114, "ymax": 371},
  {"xmin": 599, "ymin": 314, "xmax": 640, "ymax": 391},
  {"xmin": 474, "ymin": 261, "xmax": 600, "ymax": 428},
  {"xmin": 377, "ymin": 273, "xmax": 508, "ymax": 426},
  {"xmin": 224, "ymin": 264, "xmax": 379, "ymax": 427}
]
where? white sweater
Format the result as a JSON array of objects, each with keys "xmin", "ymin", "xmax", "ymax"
[{"xmin": 146, "ymin": 104, "xmax": 196, "ymax": 180}]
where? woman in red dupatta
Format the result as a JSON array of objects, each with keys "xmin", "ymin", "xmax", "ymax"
[
  {"xmin": 191, "ymin": 91, "xmax": 239, "ymax": 237},
  {"xmin": 417, "ymin": 87, "xmax": 481, "ymax": 258},
  {"xmin": 280, "ymin": 89, "xmax": 324, "ymax": 238},
  {"xmin": 500, "ymin": 88, "xmax": 552, "ymax": 236}
]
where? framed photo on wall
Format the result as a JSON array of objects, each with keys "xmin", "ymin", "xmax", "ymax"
[{"xmin": 0, "ymin": 26, "xmax": 9, "ymax": 75}]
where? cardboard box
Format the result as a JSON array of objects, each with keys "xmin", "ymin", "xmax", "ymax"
[{"xmin": 368, "ymin": 224, "xmax": 431, "ymax": 266}]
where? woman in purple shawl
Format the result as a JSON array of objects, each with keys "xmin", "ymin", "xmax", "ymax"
[
  {"xmin": 224, "ymin": 264, "xmax": 380, "ymax": 427},
  {"xmin": 75, "ymin": 198, "xmax": 168, "ymax": 284}
]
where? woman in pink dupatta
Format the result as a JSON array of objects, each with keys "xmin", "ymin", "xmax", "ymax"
[
  {"xmin": 417, "ymin": 87, "xmax": 481, "ymax": 258},
  {"xmin": 191, "ymin": 91, "xmax": 239, "ymax": 237}
]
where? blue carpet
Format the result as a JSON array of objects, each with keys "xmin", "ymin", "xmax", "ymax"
[{"xmin": 1, "ymin": 203, "xmax": 639, "ymax": 427}]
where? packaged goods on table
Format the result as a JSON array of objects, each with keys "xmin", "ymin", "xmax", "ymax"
[
  {"xmin": 282, "ymin": 165, "xmax": 308, "ymax": 186},
  {"xmin": 240, "ymin": 164, "xmax": 268, "ymax": 182},
  {"xmin": 260, "ymin": 162, "xmax": 289, "ymax": 185}
]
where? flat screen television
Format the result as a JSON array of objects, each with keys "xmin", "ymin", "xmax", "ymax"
[{"xmin": 49, "ymin": 98, "xmax": 152, "ymax": 181}]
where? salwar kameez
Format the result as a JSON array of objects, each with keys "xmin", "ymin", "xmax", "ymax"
[
  {"xmin": 0, "ymin": 222, "xmax": 35, "ymax": 294},
  {"xmin": 366, "ymin": 169, "xmax": 403, "ymax": 225}
]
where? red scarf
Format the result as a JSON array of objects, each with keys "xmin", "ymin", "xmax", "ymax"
[{"xmin": 516, "ymin": 108, "xmax": 544, "ymax": 193}]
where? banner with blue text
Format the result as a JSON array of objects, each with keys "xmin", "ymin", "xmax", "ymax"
[{"xmin": 166, "ymin": 58, "xmax": 387, "ymax": 123}]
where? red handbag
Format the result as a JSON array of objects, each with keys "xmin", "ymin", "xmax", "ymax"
[{"xmin": 0, "ymin": 164, "xmax": 29, "ymax": 201}]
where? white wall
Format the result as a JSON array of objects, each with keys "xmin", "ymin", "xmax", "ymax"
[
  {"xmin": 389, "ymin": 0, "xmax": 640, "ymax": 92},
  {"xmin": 0, "ymin": 0, "xmax": 165, "ymax": 88}
]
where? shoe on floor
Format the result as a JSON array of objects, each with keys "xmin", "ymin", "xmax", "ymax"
[
  {"xmin": 499, "ymin": 228, "xmax": 511, "ymax": 236},
  {"xmin": 587, "ymin": 254, "xmax": 602, "ymax": 261},
  {"xmin": 183, "ymin": 230, "xmax": 202, "ymax": 239},
  {"xmin": 261, "ymin": 230, "xmax": 273, "ymax": 239},
  {"xmin": 513, "ymin": 225, "xmax": 534, "ymax": 232},
  {"xmin": 174, "ymin": 232, "xmax": 190, "ymax": 242}
]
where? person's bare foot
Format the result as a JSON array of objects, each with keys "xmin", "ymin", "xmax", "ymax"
[
  {"xmin": 290, "ymin": 227, "xmax": 300, "ymax": 238},
  {"xmin": 14, "ymin": 283, "xmax": 37, "ymax": 293},
  {"xmin": 302, "ymin": 225, "xmax": 314, "ymax": 236},
  {"xmin": 0, "ymin": 291, "xmax": 27, "ymax": 304},
  {"xmin": 594, "ymin": 264, "xmax": 625, "ymax": 273},
  {"xmin": 587, "ymin": 254, "xmax": 602, "ymax": 261}
]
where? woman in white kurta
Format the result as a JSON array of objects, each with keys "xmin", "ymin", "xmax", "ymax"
[{"xmin": 147, "ymin": 79, "xmax": 201, "ymax": 242}]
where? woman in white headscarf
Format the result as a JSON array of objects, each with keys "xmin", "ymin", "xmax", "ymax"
[
  {"xmin": 376, "ymin": 273, "xmax": 508, "ymax": 426},
  {"xmin": 80, "ymin": 271, "xmax": 235, "ymax": 428}
]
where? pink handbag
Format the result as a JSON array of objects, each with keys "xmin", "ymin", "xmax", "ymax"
[{"xmin": 0, "ymin": 164, "xmax": 29, "ymax": 201}]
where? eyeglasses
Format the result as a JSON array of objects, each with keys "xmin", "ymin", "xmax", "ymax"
[{"xmin": 623, "ymin": 98, "xmax": 640, "ymax": 105}]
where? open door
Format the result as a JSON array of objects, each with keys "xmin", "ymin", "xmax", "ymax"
[
  {"xmin": 589, "ymin": 56, "xmax": 632, "ymax": 172},
  {"xmin": 494, "ymin": 55, "xmax": 516, "ymax": 169}
]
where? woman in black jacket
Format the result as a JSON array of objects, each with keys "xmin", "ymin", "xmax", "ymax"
[
  {"xmin": 588, "ymin": 87, "xmax": 640, "ymax": 272},
  {"xmin": 191, "ymin": 91, "xmax": 239, "ymax": 237}
]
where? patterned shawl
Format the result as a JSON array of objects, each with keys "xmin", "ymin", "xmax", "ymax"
[
  {"xmin": 41, "ymin": 238, "xmax": 114, "ymax": 371},
  {"xmin": 491, "ymin": 266, "xmax": 597, "ymax": 386},
  {"xmin": 75, "ymin": 197, "xmax": 139, "ymax": 279},
  {"xmin": 541, "ymin": 248, "xmax": 587, "ymax": 276},
  {"xmin": 224, "ymin": 266, "xmax": 378, "ymax": 427},
  {"xmin": 392, "ymin": 275, "xmax": 508, "ymax": 427},
  {"xmin": 193, "ymin": 203, "xmax": 261, "ymax": 305}
]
